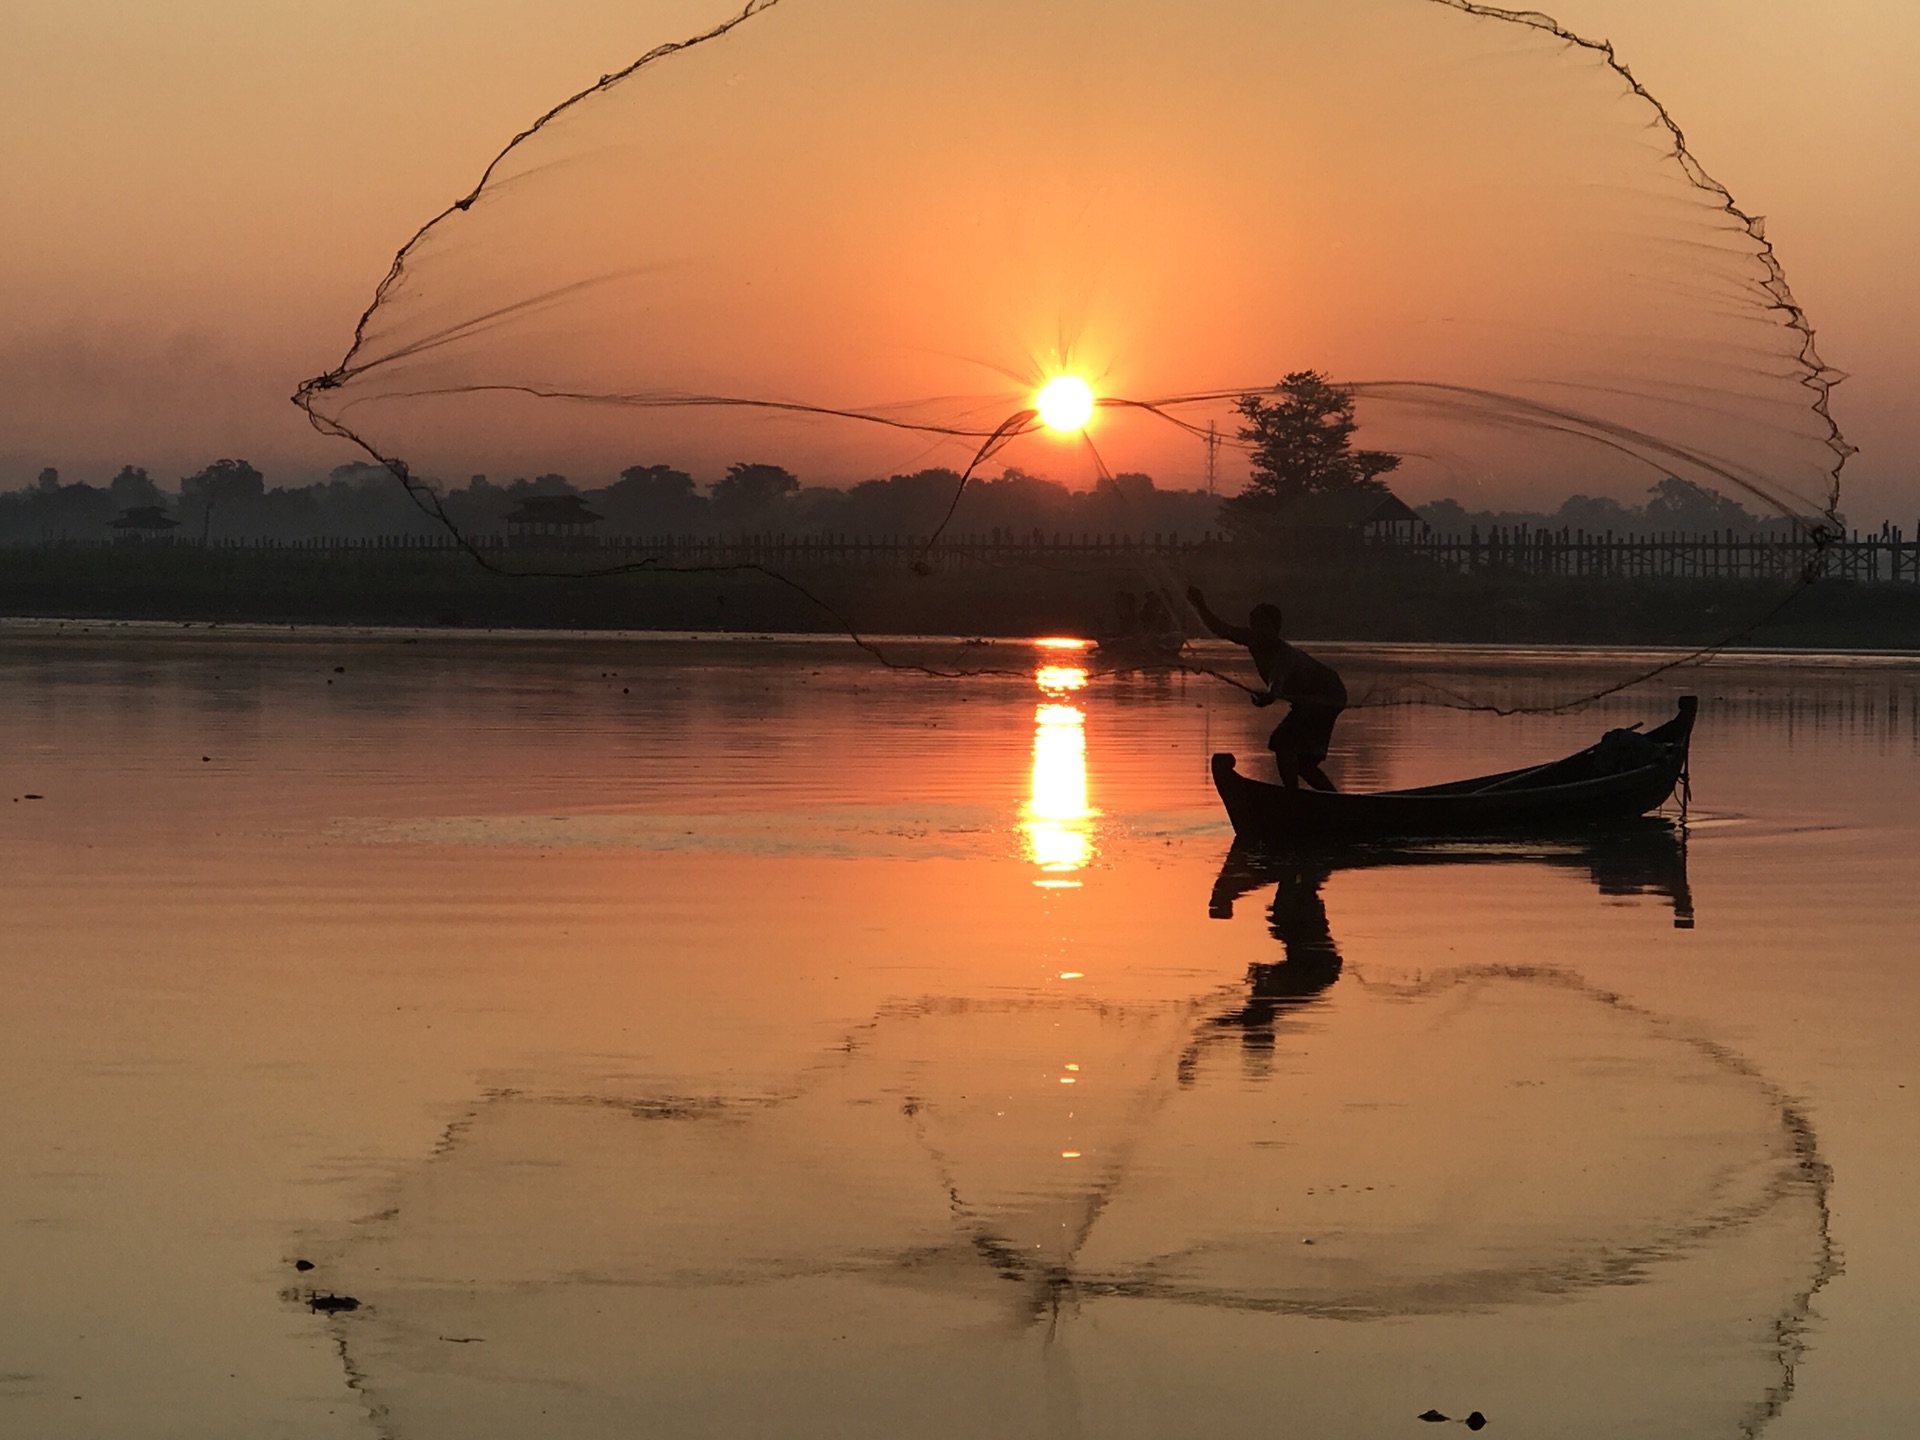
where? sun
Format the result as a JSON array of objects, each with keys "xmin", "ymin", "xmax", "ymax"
[{"xmin": 1035, "ymin": 375, "xmax": 1095, "ymax": 433}]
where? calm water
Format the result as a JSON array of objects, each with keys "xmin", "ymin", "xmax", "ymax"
[{"xmin": 2, "ymin": 623, "xmax": 1917, "ymax": 1439}]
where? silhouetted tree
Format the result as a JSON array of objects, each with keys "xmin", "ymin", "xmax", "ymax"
[
  {"xmin": 440, "ymin": 474, "xmax": 512, "ymax": 536},
  {"xmin": 1097, "ymin": 472, "xmax": 1157, "ymax": 504},
  {"xmin": 507, "ymin": 473, "xmax": 576, "ymax": 498},
  {"xmin": 180, "ymin": 458, "xmax": 265, "ymax": 542},
  {"xmin": 711, "ymin": 462, "xmax": 799, "ymax": 526},
  {"xmin": 829, "ymin": 468, "xmax": 960, "ymax": 534},
  {"xmin": 1643, "ymin": 476, "xmax": 1764, "ymax": 533},
  {"xmin": 1221, "ymin": 371, "xmax": 1399, "ymax": 537},
  {"xmin": 613, "ymin": 463, "xmax": 697, "ymax": 504},
  {"xmin": 1553, "ymin": 493, "xmax": 1640, "ymax": 532},
  {"xmin": 598, "ymin": 464, "xmax": 707, "ymax": 533},
  {"xmin": 108, "ymin": 466, "xmax": 164, "ymax": 508},
  {"xmin": 0, "ymin": 469, "xmax": 112, "ymax": 540},
  {"xmin": 1416, "ymin": 483, "xmax": 1799, "ymax": 538}
]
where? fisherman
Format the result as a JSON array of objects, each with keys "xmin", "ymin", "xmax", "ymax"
[
  {"xmin": 1137, "ymin": 589, "xmax": 1174, "ymax": 638},
  {"xmin": 1187, "ymin": 586, "xmax": 1346, "ymax": 791}
]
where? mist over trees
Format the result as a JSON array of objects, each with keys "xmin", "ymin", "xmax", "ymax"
[
  {"xmin": 2, "ymin": 448, "xmax": 1800, "ymax": 547},
  {"xmin": 0, "ymin": 459, "xmax": 1232, "ymax": 544},
  {"xmin": 1419, "ymin": 477, "xmax": 1807, "ymax": 537}
]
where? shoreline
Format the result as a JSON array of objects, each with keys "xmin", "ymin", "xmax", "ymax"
[
  {"xmin": 6, "ymin": 615, "xmax": 1919, "ymax": 673},
  {"xmin": 5, "ymin": 543, "xmax": 1920, "ymax": 651}
]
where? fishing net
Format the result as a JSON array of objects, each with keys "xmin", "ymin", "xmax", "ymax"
[{"xmin": 296, "ymin": 0, "xmax": 1848, "ymax": 708}]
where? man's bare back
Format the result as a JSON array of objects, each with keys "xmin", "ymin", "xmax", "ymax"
[{"xmin": 1187, "ymin": 586, "xmax": 1345, "ymax": 791}]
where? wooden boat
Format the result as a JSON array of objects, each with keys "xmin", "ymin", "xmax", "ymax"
[{"xmin": 1212, "ymin": 696, "xmax": 1696, "ymax": 841}]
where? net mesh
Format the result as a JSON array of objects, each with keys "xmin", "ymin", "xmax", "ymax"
[{"xmin": 294, "ymin": 0, "xmax": 1849, "ymax": 707}]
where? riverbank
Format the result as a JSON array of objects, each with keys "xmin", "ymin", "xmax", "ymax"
[{"xmin": 3, "ymin": 544, "xmax": 1919, "ymax": 648}]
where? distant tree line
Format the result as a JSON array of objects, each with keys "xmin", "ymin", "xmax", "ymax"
[
  {"xmin": 0, "ymin": 461, "xmax": 437, "ymax": 545},
  {"xmin": 4, "ymin": 371, "xmax": 1798, "ymax": 545},
  {"xmin": 1417, "ymin": 477, "xmax": 1806, "ymax": 538},
  {"xmin": 0, "ymin": 459, "xmax": 1224, "ymax": 545},
  {"xmin": 1221, "ymin": 371, "xmax": 1796, "ymax": 537}
]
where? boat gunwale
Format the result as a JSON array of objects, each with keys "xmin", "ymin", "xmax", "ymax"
[{"xmin": 1211, "ymin": 697, "xmax": 1696, "ymax": 839}]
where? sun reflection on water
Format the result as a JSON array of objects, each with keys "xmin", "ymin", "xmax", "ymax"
[{"xmin": 1023, "ymin": 660, "xmax": 1096, "ymax": 885}]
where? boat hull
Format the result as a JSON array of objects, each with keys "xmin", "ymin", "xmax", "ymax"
[{"xmin": 1212, "ymin": 698, "xmax": 1696, "ymax": 842}]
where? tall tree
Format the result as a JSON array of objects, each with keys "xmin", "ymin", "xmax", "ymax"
[
  {"xmin": 711, "ymin": 463, "xmax": 799, "ymax": 524},
  {"xmin": 612, "ymin": 463, "xmax": 698, "ymax": 506},
  {"xmin": 108, "ymin": 466, "xmax": 164, "ymax": 508},
  {"xmin": 1222, "ymin": 371, "xmax": 1399, "ymax": 536},
  {"xmin": 603, "ymin": 463, "xmax": 706, "ymax": 532},
  {"xmin": 180, "ymin": 458, "xmax": 265, "ymax": 542}
]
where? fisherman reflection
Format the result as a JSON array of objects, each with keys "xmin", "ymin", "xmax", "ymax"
[
  {"xmin": 1186, "ymin": 854, "xmax": 1343, "ymax": 1083},
  {"xmin": 1191, "ymin": 821, "xmax": 1694, "ymax": 1091}
]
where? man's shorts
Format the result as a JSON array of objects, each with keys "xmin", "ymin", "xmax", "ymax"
[{"xmin": 1268, "ymin": 702, "xmax": 1343, "ymax": 763}]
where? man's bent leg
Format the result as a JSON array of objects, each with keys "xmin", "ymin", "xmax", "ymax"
[
  {"xmin": 1273, "ymin": 747, "xmax": 1303, "ymax": 790},
  {"xmin": 1291, "ymin": 704, "xmax": 1343, "ymax": 793}
]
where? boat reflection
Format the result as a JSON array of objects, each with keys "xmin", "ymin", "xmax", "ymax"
[
  {"xmin": 1209, "ymin": 818, "xmax": 1695, "ymax": 933},
  {"xmin": 1192, "ymin": 821, "xmax": 1693, "ymax": 1078},
  {"xmin": 1022, "ymin": 661, "xmax": 1095, "ymax": 887}
]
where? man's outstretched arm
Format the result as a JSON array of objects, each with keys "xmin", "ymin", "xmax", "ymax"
[{"xmin": 1186, "ymin": 586, "xmax": 1253, "ymax": 646}]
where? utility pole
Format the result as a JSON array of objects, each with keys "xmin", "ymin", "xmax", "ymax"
[{"xmin": 1205, "ymin": 422, "xmax": 1219, "ymax": 498}]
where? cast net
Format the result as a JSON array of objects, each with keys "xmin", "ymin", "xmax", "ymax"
[{"xmin": 295, "ymin": 0, "xmax": 1848, "ymax": 708}]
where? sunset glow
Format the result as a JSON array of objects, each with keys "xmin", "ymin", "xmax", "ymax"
[
  {"xmin": 1034, "ymin": 664, "xmax": 1089, "ymax": 692},
  {"xmin": 1035, "ymin": 376, "xmax": 1095, "ymax": 434},
  {"xmin": 1022, "ymin": 662, "xmax": 1096, "ymax": 881},
  {"xmin": 3, "ymin": 0, "xmax": 1907, "ymax": 1427}
]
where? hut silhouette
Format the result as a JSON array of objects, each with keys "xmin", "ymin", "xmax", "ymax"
[
  {"xmin": 110, "ymin": 505, "xmax": 180, "ymax": 543},
  {"xmin": 504, "ymin": 494, "xmax": 604, "ymax": 549}
]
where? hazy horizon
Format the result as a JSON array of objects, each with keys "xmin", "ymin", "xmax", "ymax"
[{"xmin": 5, "ymin": 1, "xmax": 1917, "ymax": 522}]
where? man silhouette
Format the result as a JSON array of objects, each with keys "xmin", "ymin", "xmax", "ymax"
[
  {"xmin": 1138, "ymin": 589, "xmax": 1174, "ymax": 637},
  {"xmin": 1188, "ymin": 586, "xmax": 1346, "ymax": 791}
]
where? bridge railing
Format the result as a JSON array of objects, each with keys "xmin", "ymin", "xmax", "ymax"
[{"xmin": 10, "ymin": 525, "xmax": 1920, "ymax": 582}]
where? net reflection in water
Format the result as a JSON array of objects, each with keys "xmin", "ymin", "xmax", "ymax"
[{"xmin": 296, "ymin": 920, "xmax": 1829, "ymax": 1439}]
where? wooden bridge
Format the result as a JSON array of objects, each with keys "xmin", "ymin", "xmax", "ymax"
[{"xmin": 23, "ymin": 523, "xmax": 1920, "ymax": 582}]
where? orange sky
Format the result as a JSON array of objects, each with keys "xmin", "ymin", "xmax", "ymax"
[{"xmin": 2, "ymin": 0, "xmax": 1916, "ymax": 520}]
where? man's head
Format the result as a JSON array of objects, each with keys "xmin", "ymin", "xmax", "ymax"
[{"xmin": 1249, "ymin": 602, "xmax": 1284, "ymax": 639}]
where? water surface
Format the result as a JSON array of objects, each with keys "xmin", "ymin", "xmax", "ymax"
[{"xmin": 2, "ymin": 624, "xmax": 1916, "ymax": 1438}]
